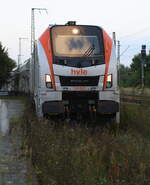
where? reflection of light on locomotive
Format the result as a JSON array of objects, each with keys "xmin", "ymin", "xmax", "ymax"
[{"xmin": 11, "ymin": 21, "xmax": 120, "ymax": 123}]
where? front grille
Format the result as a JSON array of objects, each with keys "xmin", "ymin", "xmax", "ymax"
[
  {"xmin": 62, "ymin": 91, "xmax": 99, "ymax": 100},
  {"xmin": 60, "ymin": 76, "xmax": 99, "ymax": 86}
]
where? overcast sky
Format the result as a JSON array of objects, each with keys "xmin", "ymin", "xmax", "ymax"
[{"xmin": 0, "ymin": 0, "xmax": 150, "ymax": 66}]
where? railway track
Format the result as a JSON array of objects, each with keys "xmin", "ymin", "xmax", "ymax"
[{"xmin": 121, "ymin": 93, "xmax": 150, "ymax": 106}]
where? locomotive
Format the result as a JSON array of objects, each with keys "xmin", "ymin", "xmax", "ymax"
[{"xmin": 14, "ymin": 21, "xmax": 120, "ymax": 123}]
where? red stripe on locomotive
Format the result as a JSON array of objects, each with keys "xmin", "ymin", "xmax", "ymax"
[
  {"xmin": 102, "ymin": 30, "xmax": 112, "ymax": 90},
  {"xmin": 39, "ymin": 28, "xmax": 56, "ymax": 90}
]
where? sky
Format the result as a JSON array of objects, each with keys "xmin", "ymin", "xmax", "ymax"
[{"xmin": 0, "ymin": 0, "xmax": 150, "ymax": 66}]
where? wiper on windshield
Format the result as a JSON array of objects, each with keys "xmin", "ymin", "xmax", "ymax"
[{"xmin": 83, "ymin": 44, "xmax": 95, "ymax": 57}]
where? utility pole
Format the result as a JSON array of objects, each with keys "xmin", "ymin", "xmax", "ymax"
[
  {"xmin": 117, "ymin": 40, "xmax": 120, "ymax": 66},
  {"xmin": 31, "ymin": 8, "xmax": 48, "ymax": 55},
  {"xmin": 112, "ymin": 32, "xmax": 116, "ymax": 48},
  {"xmin": 141, "ymin": 60, "xmax": 144, "ymax": 89},
  {"xmin": 113, "ymin": 33, "xmax": 120, "ymax": 89},
  {"xmin": 31, "ymin": 8, "xmax": 48, "ymax": 94},
  {"xmin": 117, "ymin": 40, "xmax": 120, "ymax": 87},
  {"xmin": 141, "ymin": 45, "xmax": 146, "ymax": 89},
  {"xmin": 18, "ymin": 37, "xmax": 28, "ymax": 70}
]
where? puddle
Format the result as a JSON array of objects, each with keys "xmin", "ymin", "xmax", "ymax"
[
  {"xmin": 0, "ymin": 99, "xmax": 36, "ymax": 185},
  {"xmin": 0, "ymin": 100, "xmax": 9, "ymax": 136}
]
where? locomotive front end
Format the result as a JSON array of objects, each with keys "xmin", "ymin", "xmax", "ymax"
[{"xmin": 37, "ymin": 22, "xmax": 119, "ymax": 122}]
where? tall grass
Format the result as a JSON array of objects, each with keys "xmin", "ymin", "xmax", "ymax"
[
  {"xmin": 120, "ymin": 103, "xmax": 150, "ymax": 139},
  {"xmin": 21, "ymin": 102, "xmax": 150, "ymax": 185},
  {"xmin": 121, "ymin": 87, "xmax": 150, "ymax": 96}
]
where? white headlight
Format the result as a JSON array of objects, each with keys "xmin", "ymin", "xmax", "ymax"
[
  {"xmin": 45, "ymin": 74, "xmax": 51, "ymax": 82},
  {"xmin": 107, "ymin": 74, "xmax": 112, "ymax": 82},
  {"xmin": 72, "ymin": 28, "xmax": 79, "ymax": 34},
  {"xmin": 106, "ymin": 74, "xmax": 112, "ymax": 88}
]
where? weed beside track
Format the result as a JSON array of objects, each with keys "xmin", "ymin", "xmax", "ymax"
[{"xmin": 20, "ymin": 100, "xmax": 150, "ymax": 185}]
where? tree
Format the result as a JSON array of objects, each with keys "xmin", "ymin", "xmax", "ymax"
[
  {"xmin": 143, "ymin": 54, "xmax": 150, "ymax": 87},
  {"xmin": 130, "ymin": 54, "xmax": 150, "ymax": 87},
  {"xmin": 120, "ymin": 53, "xmax": 150, "ymax": 88},
  {"xmin": 0, "ymin": 42, "xmax": 16, "ymax": 89},
  {"xmin": 119, "ymin": 64, "xmax": 131, "ymax": 87}
]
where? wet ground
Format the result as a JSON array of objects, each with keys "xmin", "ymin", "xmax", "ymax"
[{"xmin": 0, "ymin": 99, "xmax": 37, "ymax": 185}]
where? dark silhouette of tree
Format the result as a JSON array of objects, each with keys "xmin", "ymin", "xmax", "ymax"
[{"xmin": 0, "ymin": 42, "xmax": 16, "ymax": 89}]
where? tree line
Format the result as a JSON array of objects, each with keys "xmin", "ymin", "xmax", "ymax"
[
  {"xmin": 0, "ymin": 42, "xmax": 16, "ymax": 89},
  {"xmin": 120, "ymin": 53, "xmax": 150, "ymax": 87}
]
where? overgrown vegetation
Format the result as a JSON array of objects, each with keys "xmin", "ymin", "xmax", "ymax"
[
  {"xmin": 120, "ymin": 53, "xmax": 150, "ymax": 87},
  {"xmin": 0, "ymin": 42, "xmax": 16, "ymax": 89},
  {"xmin": 19, "ymin": 100, "xmax": 150, "ymax": 185},
  {"xmin": 120, "ymin": 87, "xmax": 150, "ymax": 97}
]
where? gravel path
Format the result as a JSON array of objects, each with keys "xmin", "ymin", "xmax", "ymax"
[{"xmin": 0, "ymin": 99, "xmax": 37, "ymax": 185}]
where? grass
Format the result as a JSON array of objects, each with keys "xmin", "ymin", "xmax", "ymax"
[
  {"xmin": 18, "ymin": 99, "xmax": 150, "ymax": 185},
  {"xmin": 120, "ymin": 103, "xmax": 150, "ymax": 139},
  {"xmin": 120, "ymin": 87, "xmax": 150, "ymax": 96}
]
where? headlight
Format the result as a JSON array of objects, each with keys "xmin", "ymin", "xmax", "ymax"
[
  {"xmin": 45, "ymin": 74, "xmax": 51, "ymax": 82},
  {"xmin": 45, "ymin": 74, "xmax": 52, "ymax": 88},
  {"xmin": 106, "ymin": 74, "xmax": 112, "ymax": 88},
  {"xmin": 72, "ymin": 28, "xmax": 79, "ymax": 34}
]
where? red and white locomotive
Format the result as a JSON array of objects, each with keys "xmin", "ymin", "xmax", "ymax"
[{"xmin": 18, "ymin": 21, "xmax": 120, "ymax": 123}]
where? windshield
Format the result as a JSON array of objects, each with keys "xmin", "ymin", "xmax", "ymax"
[
  {"xmin": 51, "ymin": 26, "xmax": 104, "ymax": 58},
  {"xmin": 54, "ymin": 35, "xmax": 100, "ymax": 57}
]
